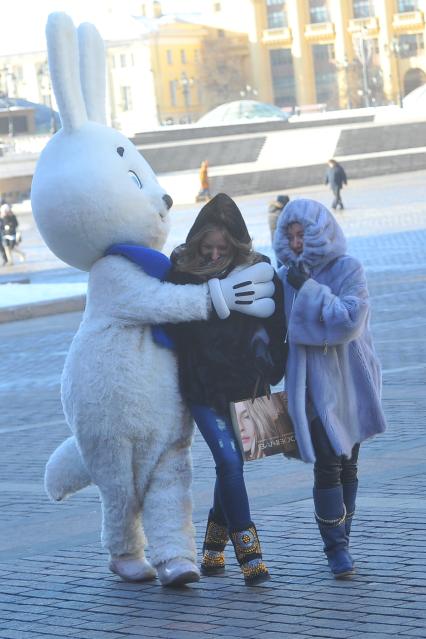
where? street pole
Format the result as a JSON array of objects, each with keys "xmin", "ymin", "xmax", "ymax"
[{"xmin": 360, "ymin": 33, "xmax": 370, "ymax": 108}]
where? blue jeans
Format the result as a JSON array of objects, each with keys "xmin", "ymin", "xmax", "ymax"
[{"xmin": 190, "ymin": 404, "xmax": 251, "ymax": 531}]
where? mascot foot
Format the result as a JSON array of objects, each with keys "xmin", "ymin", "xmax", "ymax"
[
  {"xmin": 157, "ymin": 558, "xmax": 200, "ymax": 587},
  {"xmin": 109, "ymin": 555, "xmax": 157, "ymax": 582}
]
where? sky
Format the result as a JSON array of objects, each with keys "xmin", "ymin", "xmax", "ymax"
[{"xmin": 0, "ymin": 0, "xmax": 212, "ymax": 55}]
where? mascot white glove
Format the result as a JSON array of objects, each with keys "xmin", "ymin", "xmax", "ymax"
[{"xmin": 208, "ymin": 262, "xmax": 275, "ymax": 319}]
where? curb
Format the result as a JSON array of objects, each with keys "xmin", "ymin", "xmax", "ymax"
[{"xmin": 0, "ymin": 295, "xmax": 86, "ymax": 324}]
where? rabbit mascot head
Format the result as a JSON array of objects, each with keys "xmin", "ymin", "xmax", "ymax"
[{"xmin": 31, "ymin": 12, "xmax": 172, "ymax": 271}]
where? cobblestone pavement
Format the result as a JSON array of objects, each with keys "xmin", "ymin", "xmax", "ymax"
[{"xmin": 0, "ymin": 172, "xmax": 425, "ymax": 638}]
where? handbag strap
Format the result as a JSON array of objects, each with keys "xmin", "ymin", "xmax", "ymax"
[{"xmin": 251, "ymin": 375, "xmax": 271, "ymax": 403}]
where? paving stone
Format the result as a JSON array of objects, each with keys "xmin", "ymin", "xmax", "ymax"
[{"xmin": 1, "ymin": 174, "xmax": 426, "ymax": 638}]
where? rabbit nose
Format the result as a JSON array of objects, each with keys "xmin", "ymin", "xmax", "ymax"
[{"xmin": 163, "ymin": 194, "xmax": 173, "ymax": 210}]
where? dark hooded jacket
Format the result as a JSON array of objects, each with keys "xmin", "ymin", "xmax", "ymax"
[{"xmin": 167, "ymin": 193, "xmax": 287, "ymax": 415}]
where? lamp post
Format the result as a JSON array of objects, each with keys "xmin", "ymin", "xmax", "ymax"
[
  {"xmin": 0, "ymin": 66, "xmax": 15, "ymax": 137},
  {"xmin": 180, "ymin": 71, "xmax": 193, "ymax": 124},
  {"xmin": 37, "ymin": 61, "xmax": 57, "ymax": 134},
  {"xmin": 391, "ymin": 37, "xmax": 403, "ymax": 107},
  {"xmin": 239, "ymin": 84, "xmax": 258, "ymax": 99},
  {"xmin": 359, "ymin": 28, "xmax": 371, "ymax": 108}
]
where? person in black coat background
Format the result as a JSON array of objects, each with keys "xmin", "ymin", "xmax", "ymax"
[
  {"xmin": 167, "ymin": 193, "xmax": 287, "ymax": 585},
  {"xmin": 325, "ymin": 159, "xmax": 347, "ymax": 210}
]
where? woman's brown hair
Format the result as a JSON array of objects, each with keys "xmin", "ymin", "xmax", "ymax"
[{"xmin": 172, "ymin": 223, "xmax": 260, "ymax": 280}]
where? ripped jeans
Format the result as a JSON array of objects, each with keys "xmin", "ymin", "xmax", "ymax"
[{"xmin": 190, "ymin": 404, "xmax": 251, "ymax": 531}]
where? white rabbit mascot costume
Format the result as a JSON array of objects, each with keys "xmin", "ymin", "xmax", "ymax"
[{"xmin": 31, "ymin": 13, "xmax": 275, "ymax": 587}]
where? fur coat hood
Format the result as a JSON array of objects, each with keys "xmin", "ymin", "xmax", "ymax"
[
  {"xmin": 273, "ymin": 198, "xmax": 347, "ymax": 272},
  {"xmin": 275, "ymin": 199, "xmax": 386, "ymax": 463}
]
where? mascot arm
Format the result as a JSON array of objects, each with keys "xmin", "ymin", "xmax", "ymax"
[{"xmin": 88, "ymin": 256, "xmax": 211, "ymax": 324}]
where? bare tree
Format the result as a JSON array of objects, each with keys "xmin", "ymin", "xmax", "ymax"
[{"xmin": 198, "ymin": 33, "xmax": 250, "ymax": 111}]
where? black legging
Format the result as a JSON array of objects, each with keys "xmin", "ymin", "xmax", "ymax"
[{"xmin": 310, "ymin": 417, "xmax": 359, "ymax": 489}]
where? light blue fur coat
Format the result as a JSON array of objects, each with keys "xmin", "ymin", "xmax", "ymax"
[{"xmin": 273, "ymin": 199, "xmax": 387, "ymax": 463}]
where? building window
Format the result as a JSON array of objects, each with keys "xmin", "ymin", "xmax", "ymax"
[
  {"xmin": 397, "ymin": 33, "xmax": 424, "ymax": 57},
  {"xmin": 166, "ymin": 49, "xmax": 173, "ymax": 64},
  {"xmin": 180, "ymin": 49, "xmax": 187, "ymax": 64},
  {"xmin": 309, "ymin": 0, "xmax": 330, "ymax": 23},
  {"xmin": 130, "ymin": 53, "xmax": 134, "ymax": 66},
  {"xmin": 397, "ymin": 0, "xmax": 418, "ymax": 11},
  {"xmin": 120, "ymin": 86, "xmax": 132, "ymax": 111},
  {"xmin": 111, "ymin": 55, "xmax": 116, "ymax": 68},
  {"xmin": 120, "ymin": 54, "xmax": 126, "ymax": 67},
  {"xmin": 312, "ymin": 43, "xmax": 338, "ymax": 106},
  {"xmin": 269, "ymin": 48, "xmax": 296, "ymax": 107},
  {"xmin": 213, "ymin": 2, "xmax": 221, "ymax": 11},
  {"xmin": 352, "ymin": 0, "xmax": 374, "ymax": 18},
  {"xmin": 170, "ymin": 79, "xmax": 177, "ymax": 107},
  {"xmin": 194, "ymin": 49, "xmax": 200, "ymax": 63},
  {"xmin": 267, "ymin": 1, "xmax": 288, "ymax": 29}
]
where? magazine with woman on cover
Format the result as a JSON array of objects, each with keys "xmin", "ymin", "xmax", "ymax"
[{"xmin": 230, "ymin": 392, "xmax": 300, "ymax": 462}]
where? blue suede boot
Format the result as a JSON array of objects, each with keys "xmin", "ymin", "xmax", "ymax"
[
  {"xmin": 343, "ymin": 481, "xmax": 358, "ymax": 539},
  {"xmin": 313, "ymin": 486, "xmax": 355, "ymax": 579}
]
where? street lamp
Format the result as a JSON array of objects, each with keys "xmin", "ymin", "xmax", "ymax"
[
  {"xmin": 37, "ymin": 61, "xmax": 57, "ymax": 134},
  {"xmin": 239, "ymin": 84, "xmax": 258, "ymax": 99},
  {"xmin": 0, "ymin": 66, "xmax": 15, "ymax": 137},
  {"xmin": 391, "ymin": 37, "xmax": 404, "ymax": 108},
  {"xmin": 179, "ymin": 71, "xmax": 194, "ymax": 124},
  {"xmin": 359, "ymin": 27, "xmax": 371, "ymax": 108}
]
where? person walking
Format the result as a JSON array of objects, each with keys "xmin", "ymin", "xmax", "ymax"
[
  {"xmin": 0, "ymin": 203, "xmax": 25, "ymax": 265},
  {"xmin": 268, "ymin": 194, "xmax": 290, "ymax": 269},
  {"xmin": 273, "ymin": 198, "xmax": 387, "ymax": 579},
  {"xmin": 325, "ymin": 159, "xmax": 347, "ymax": 210},
  {"xmin": 0, "ymin": 221, "xmax": 7, "ymax": 266},
  {"xmin": 167, "ymin": 192, "xmax": 287, "ymax": 585},
  {"xmin": 268, "ymin": 194, "xmax": 289, "ymax": 243},
  {"xmin": 195, "ymin": 160, "xmax": 211, "ymax": 202}
]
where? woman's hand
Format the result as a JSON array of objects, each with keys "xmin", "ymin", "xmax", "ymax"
[{"xmin": 287, "ymin": 263, "xmax": 309, "ymax": 290}]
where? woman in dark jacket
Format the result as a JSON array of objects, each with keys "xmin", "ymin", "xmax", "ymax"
[{"xmin": 168, "ymin": 193, "xmax": 287, "ymax": 585}]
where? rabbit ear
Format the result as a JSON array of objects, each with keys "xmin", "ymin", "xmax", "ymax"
[
  {"xmin": 46, "ymin": 13, "xmax": 88, "ymax": 132},
  {"xmin": 78, "ymin": 22, "xmax": 107, "ymax": 125}
]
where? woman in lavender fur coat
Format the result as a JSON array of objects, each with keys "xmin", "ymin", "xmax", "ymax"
[{"xmin": 273, "ymin": 198, "xmax": 387, "ymax": 579}]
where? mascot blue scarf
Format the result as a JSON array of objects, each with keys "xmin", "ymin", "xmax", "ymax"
[{"xmin": 105, "ymin": 243, "xmax": 175, "ymax": 349}]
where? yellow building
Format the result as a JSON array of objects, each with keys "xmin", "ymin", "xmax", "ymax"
[
  {"xmin": 149, "ymin": 19, "xmax": 250, "ymax": 124},
  {"xmin": 209, "ymin": 0, "xmax": 426, "ymax": 110}
]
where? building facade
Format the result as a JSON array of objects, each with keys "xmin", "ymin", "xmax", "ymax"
[
  {"xmin": 1, "ymin": 1, "xmax": 425, "ymax": 137},
  {"xmin": 0, "ymin": 9, "xmax": 250, "ymax": 134},
  {"xmin": 209, "ymin": 0, "xmax": 426, "ymax": 110}
]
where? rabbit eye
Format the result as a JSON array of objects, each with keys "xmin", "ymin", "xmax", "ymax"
[
  {"xmin": 117, "ymin": 146, "xmax": 125, "ymax": 157},
  {"xmin": 128, "ymin": 170, "xmax": 142, "ymax": 189}
]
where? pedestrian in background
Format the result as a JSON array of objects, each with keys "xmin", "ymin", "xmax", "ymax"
[
  {"xmin": 168, "ymin": 193, "xmax": 286, "ymax": 585},
  {"xmin": 268, "ymin": 194, "xmax": 290, "ymax": 268},
  {"xmin": 195, "ymin": 160, "xmax": 211, "ymax": 202},
  {"xmin": 268, "ymin": 194, "xmax": 290, "ymax": 243},
  {"xmin": 0, "ymin": 203, "xmax": 25, "ymax": 265},
  {"xmin": 273, "ymin": 198, "xmax": 386, "ymax": 579},
  {"xmin": 0, "ymin": 221, "xmax": 7, "ymax": 266},
  {"xmin": 325, "ymin": 159, "xmax": 347, "ymax": 210}
]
